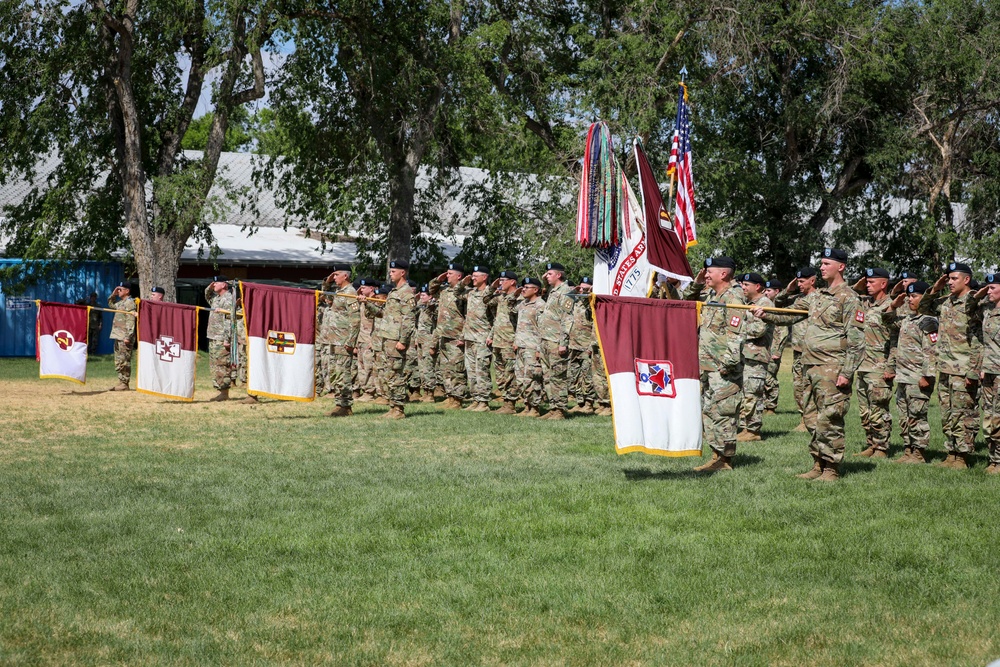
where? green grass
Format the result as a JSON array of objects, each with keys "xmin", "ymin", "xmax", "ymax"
[{"xmin": 1, "ymin": 354, "xmax": 998, "ymax": 666}]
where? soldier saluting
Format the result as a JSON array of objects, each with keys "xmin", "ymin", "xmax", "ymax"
[{"xmin": 107, "ymin": 281, "xmax": 137, "ymax": 391}]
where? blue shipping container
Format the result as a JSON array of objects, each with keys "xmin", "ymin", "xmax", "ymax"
[{"xmin": 0, "ymin": 259, "xmax": 124, "ymax": 357}]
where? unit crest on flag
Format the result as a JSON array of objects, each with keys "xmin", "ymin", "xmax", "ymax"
[
  {"xmin": 635, "ymin": 359, "xmax": 676, "ymax": 398},
  {"xmin": 267, "ymin": 330, "xmax": 297, "ymax": 354},
  {"xmin": 54, "ymin": 330, "xmax": 75, "ymax": 350},
  {"xmin": 155, "ymin": 336, "xmax": 181, "ymax": 362}
]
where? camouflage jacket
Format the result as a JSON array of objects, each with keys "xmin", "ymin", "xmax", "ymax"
[
  {"xmin": 429, "ymin": 277, "xmax": 467, "ymax": 341},
  {"xmin": 513, "ymin": 297, "xmax": 545, "ymax": 350},
  {"xmin": 889, "ymin": 310, "xmax": 938, "ymax": 384},
  {"xmin": 765, "ymin": 281, "xmax": 865, "ymax": 378},
  {"xmin": 774, "ymin": 289, "xmax": 818, "ymax": 353},
  {"xmin": 108, "ymin": 294, "xmax": 137, "ymax": 341},
  {"xmin": 415, "ymin": 301, "xmax": 438, "ymax": 348},
  {"xmin": 856, "ymin": 293, "xmax": 895, "ymax": 373},
  {"xmin": 741, "ymin": 294, "xmax": 774, "ymax": 364},
  {"xmin": 485, "ymin": 289, "xmax": 517, "ymax": 349},
  {"xmin": 366, "ymin": 283, "xmax": 417, "ymax": 347},
  {"xmin": 684, "ymin": 281, "xmax": 744, "ymax": 374},
  {"xmin": 462, "ymin": 286, "xmax": 495, "ymax": 343},
  {"xmin": 568, "ymin": 298, "xmax": 595, "ymax": 351},
  {"xmin": 538, "ymin": 282, "xmax": 575, "ymax": 346},
  {"xmin": 317, "ymin": 283, "xmax": 361, "ymax": 348},
  {"xmin": 918, "ymin": 289, "xmax": 982, "ymax": 378},
  {"xmin": 770, "ymin": 324, "xmax": 789, "ymax": 360},
  {"xmin": 979, "ymin": 300, "xmax": 1000, "ymax": 376},
  {"xmin": 204, "ymin": 287, "xmax": 235, "ymax": 343},
  {"xmin": 357, "ymin": 305, "xmax": 374, "ymax": 348}
]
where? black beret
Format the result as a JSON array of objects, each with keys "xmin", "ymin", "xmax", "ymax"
[
  {"xmin": 704, "ymin": 256, "xmax": 736, "ymax": 270},
  {"xmin": 389, "ymin": 259, "xmax": 409, "ymax": 270},
  {"xmin": 378, "ymin": 282, "xmax": 394, "ymax": 294},
  {"xmin": 739, "ymin": 272, "xmax": 765, "ymax": 286},
  {"xmin": 447, "ymin": 262, "xmax": 465, "ymax": 273},
  {"xmin": 907, "ymin": 280, "xmax": 930, "ymax": 294},
  {"xmin": 420, "ymin": 284, "xmax": 429, "ymax": 293},
  {"xmin": 796, "ymin": 266, "xmax": 818, "ymax": 279},
  {"xmin": 764, "ymin": 279, "xmax": 783, "ymax": 290},
  {"xmin": 116, "ymin": 281, "xmax": 131, "ymax": 290},
  {"xmin": 355, "ymin": 277, "xmax": 375, "ymax": 288},
  {"xmin": 546, "ymin": 262, "xmax": 565, "ymax": 272},
  {"xmin": 947, "ymin": 261, "xmax": 972, "ymax": 275},
  {"xmin": 865, "ymin": 267, "xmax": 890, "ymax": 279},
  {"xmin": 210, "ymin": 275, "xmax": 229, "ymax": 283},
  {"xmin": 899, "ymin": 270, "xmax": 918, "ymax": 280},
  {"xmin": 407, "ymin": 279, "xmax": 417, "ymax": 288},
  {"xmin": 499, "ymin": 270, "xmax": 518, "ymax": 281},
  {"xmin": 985, "ymin": 273, "xmax": 999, "ymax": 285},
  {"xmin": 822, "ymin": 248, "xmax": 848, "ymax": 263},
  {"xmin": 330, "ymin": 263, "xmax": 352, "ymax": 273},
  {"xmin": 969, "ymin": 279, "xmax": 981, "ymax": 291},
  {"xmin": 522, "ymin": 277, "xmax": 542, "ymax": 287},
  {"xmin": 150, "ymin": 286, "xmax": 165, "ymax": 294},
  {"xmin": 471, "ymin": 265, "xmax": 490, "ymax": 274},
  {"xmin": 580, "ymin": 276, "xmax": 593, "ymax": 285}
]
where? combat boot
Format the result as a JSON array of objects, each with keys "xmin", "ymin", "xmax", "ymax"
[
  {"xmin": 952, "ymin": 453, "xmax": 971, "ymax": 469},
  {"xmin": 986, "ymin": 464, "xmax": 1000, "ymax": 475},
  {"xmin": 693, "ymin": 452, "xmax": 720, "ymax": 471},
  {"xmin": 440, "ymin": 396, "xmax": 462, "ymax": 409},
  {"xmin": 935, "ymin": 453, "xmax": 958, "ymax": 468},
  {"xmin": 696, "ymin": 455, "xmax": 733, "ymax": 473},
  {"xmin": 543, "ymin": 408, "xmax": 565, "ymax": 420},
  {"xmin": 518, "ymin": 406, "xmax": 540, "ymax": 417},
  {"xmin": 433, "ymin": 386, "xmax": 446, "ymax": 399},
  {"xmin": 408, "ymin": 390, "xmax": 421, "ymax": 402},
  {"xmin": 764, "ymin": 408, "xmax": 776, "ymax": 416},
  {"xmin": 793, "ymin": 420, "xmax": 808, "ymax": 433},
  {"xmin": 240, "ymin": 395, "xmax": 259, "ymax": 405},
  {"xmin": 494, "ymin": 400, "xmax": 517, "ymax": 415},
  {"xmin": 209, "ymin": 389, "xmax": 229, "ymax": 402},
  {"xmin": 356, "ymin": 392, "xmax": 375, "ymax": 403},
  {"xmin": 816, "ymin": 462, "xmax": 840, "ymax": 482},
  {"xmin": 383, "ymin": 406, "xmax": 406, "ymax": 419},
  {"xmin": 471, "ymin": 401, "xmax": 491, "ymax": 412},
  {"xmin": 597, "ymin": 406, "xmax": 613, "ymax": 416},
  {"xmin": 872, "ymin": 449, "xmax": 889, "ymax": 459},
  {"xmin": 374, "ymin": 396, "xmax": 390, "ymax": 406},
  {"xmin": 573, "ymin": 401, "xmax": 594, "ymax": 415},
  {"xmin": 420, "ymin": 391, "xmax": 435, "ymax": 403},
  {"xmin": 904, "ymin": 448, "xmax": 926, "ymax": 464},
  {"xmin": 736, "ymin": 430, "xmax": 761, "ymax": 442},
  {"xmin": 328, "ymin": 406, "xmax": 353, "ymax": 417},
  {"xmin": 108, "ymin": 383, "xmax": 130, "ymax": 391},
  {"xmin": 855, "ymin": 446, "xmax": 876, "ymax": 457},
  {"xmin": 796, "ymin": 454, "xmax": 823, "ymax": 480},
  {"xmin": 893, "ymin": 447, "xmax": 913, "ymax": 463}
]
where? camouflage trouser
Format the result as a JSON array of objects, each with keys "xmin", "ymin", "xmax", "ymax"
[
  {"xmin": 591, "ymin": 343, "xmax": 610, "ymax": 407},
  {"xmin": 371, "ymin": 339, "xmax": 386, "ymax": 398},
  {"xmin": 355, "ymin": 341, "xmax": 375, "ymax": 394},
  {"xmin": 896, "ymin": 382, "xmax": 932, "ymax": 452},
  {"xmin": 493, "ymin": 347, "xmax": 518, "ymax": 402},
  {"xmin": 740, "ymin": 360, "xmax": 768, "ymax": 436},
  {"xmin": 792, "ymin": 351, "xmax": 806, "ymax": 415},
  {"xmin": 464, "ymin": 341, "xmax": 493, "ymax": 402},
  {"xmin": 405, "ymin": 342, "xmax": 419, "ymax": 390},
  {"xmin": 515, "ymin": 347, "xmax": 543, "ymax": 407},
  {"xmin": 315, "ymin": 344, "xmax": 333, "ymax": 395},
  {"xmin": 982, "ymin": 373, "xmax": 1000, "ymax": 465},
  {"xmin": 329, "ymin": 349, "xmax": 356, "ymax": 408},
  {"xmin": 567, "ymin": 348, "xmax": 595, "ymax": 404},
  {"xmin": 377, "ymin": 339, "xmax": 408, "ymax": 407},
  {"xmin": 802, "ymin": 365, "xmax": 852, "ymax": 463},
  {"xmin": 112, "ymin": 338, "xmax": 134, "ymax": 385},
  {"xmin": 439, "ymin": 338, "xmax": 467, "ymax": 399},
  {"xmin": 857, "ymin": 370, "xmax": 893, "ymax": 450},
  {"xmin": 208, "ymin": 339, "xmax": 235, "ymax": 390},
  {"xmin": 418, "ymin": 344, "xmax": 438, "ymax": 392},
  {"xmin": 938, "ymin": 372, "xmax": 979, "ymax": 454},
  {"xmin": 701, "ymin": 368, "xmax": 742, "ymax": 457},
  {"xmin": 237, "ymin": 341, "xmax": 247, "ymax": 386},
  {"xmin": 764, "ymin": 355, "xmax": 781, "ymax": 410},
  {"xmin": 540, "ymin": 339, "xmax": 570, "ymax": 410}
]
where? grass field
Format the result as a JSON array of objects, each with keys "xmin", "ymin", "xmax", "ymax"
[{"xmin": 1, "ymin": 353, "xmax": 998, "ymax": 666}]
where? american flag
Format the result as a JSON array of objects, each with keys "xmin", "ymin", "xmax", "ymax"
[{"xmin": 667, "ymin": 82, "xmax": 697, "ymax": 249}]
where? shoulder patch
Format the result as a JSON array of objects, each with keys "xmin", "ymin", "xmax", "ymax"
[
  {"xmin": 855, "ymin": 310, "xmax": 865, "ymax": 323},
  {"xmin": 729, "ymin": 315, "xmax": 742, "ymax": 328},
  {"xmin": 929, "ymin": 332, "xmax": 938, "ymax": 343}
]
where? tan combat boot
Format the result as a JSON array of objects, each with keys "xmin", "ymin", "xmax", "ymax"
[
  {"xmin": 793, "ymin": 420, "xmax": 808, "ymax": 433},
  {"xmin": 543, "ymin": 408, "xmax": 565, "ymax": 420},
  {"xmin": 240, "ymin": 395, "xmax": 259, "ymax": 404},
  {"xmin": 816, "ymin": 462, "xmax": 840, "ymax": 482},
  {"xmin": 420, "ymin": 391, "xmax": 435, "ymax": 403},
  {"xmin": 383, "ymin": 406, "xmax": 406, "ymax": 419},
  {"xmin": 518, "ymin": 406, "xmax": 540, "ymax": 417},
  {"xmin": 597, "ymin": 406, "xmax": 613, "ymax": 416},
  {"xmin": 855, "ymin": 446, "xmax": 876, "ymax": 457},
  {"xmin": 494, "ymin": 400, "xmax": 517, "ymax": 415},
  {"xmin": 935, "ymin": 453, "xmax": 957, "ymax": 468},
  {"xmin": 328, "ymin": 405, "xmax": 353, "ymax": 417},
  {"xmin": 574, "ymin": 401, "xmax": 594, "ymax": 415},
  {"xmin": 374, "ymin": 396, "xmax": 390, "ymax": 406},
  {"xmin": 697, "ymin": 455, "xmax": 733, "ymax": 473},
  {"xmin": 209, "ymin": 389, "xmax": 229, "ymax": 402},
  {"xmin": 441, "ymin": 396, "xmax": 462, "ymax": 409},
  {"xmin": 433, "ymin": 386, "xmax": 446, "ymax": 399},
  {"xmin": 471, "ymin": 401, "xmax": 491, "ymax": 412},
  {"xmin": 797, "ymin": 455, "xmax": 824, "ymax": 480},
  {"xmin": 109, "ymin": 383, "xmax": 130, "ymax": 392},
  {"xmin": 693, "ymin": 452, "xmax": 720, "ymax": 471},
  {"xmin": 905, "ymin": 448, "xmax": 927, "ymax": 464},
  {"xmin": 986, "ymin": 464, "xmax": 1000, "ymax": 475},
  {"xmin": 736, "ymin": 430, "xmax": 761, "ymax": 442},
  {"xmin": 872, "ymin": 449, "xmax": 889, "ymax": 459},
  {"xmin": 356, "ymin": 392, "xmax": 375, "ymax": 403}
]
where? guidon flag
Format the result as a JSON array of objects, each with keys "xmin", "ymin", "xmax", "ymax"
[
  {"xmin": 591, "ymin": 295, "xmax": 702, "ymax": 456},
  {"xmin": 36, "ymin": 301, "xmax": 89, "ymax": 384},
  {"xmin": 241, "ymin": 282, "xmax": 317, "ymax": 401},
  {"xmin": 137, "ymin": 300, "xmax": 198, "ymax": 401}
]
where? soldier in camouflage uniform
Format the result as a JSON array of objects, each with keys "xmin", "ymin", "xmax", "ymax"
[
  {"xmin": 850, "ymin": 268, "xmax": 896, "ymax": 457},
  {"xmin": 567, "ymin": 278, "xmax": 597, "ymax": 414},
  {"xmin": 685, "ymin": 257, "xmax": 744, "ymax": 472},
  {"xmin": 919, "ymin": 262, "xmax": 983, "ymax": 469},
  {"xmin": 758, "ymin": 249, "xmax": 865, "ymax": 481},
  {"xmin": 462, "ymin": 265, "xmax": 496, "ymax": 412},
  {"xmin": 429, "ymin": 262, "xmax": 469, "ymax": 409},
  {"xmin": 413, "ymin": 286, "xmax": 439, "ymax": 402},
  {"xmin": 762, "ymin": 279, "xmax": 788, "ymax": 414},
  {"xmin": 774, "ymin": 266, "xmax": 819, "ymax": 431},
  {"xmin": 204, "ymin": 276, "xmax": 237, "ymax": 401},
  {"xmin": 737, "ymin": 273, "xmax": 773, "ymax": 442},
  {"xmin": 362, "ymin": 260, "xmax": 417, "ymax": 419},
  {"xmin": 538, "ymin": 262, "xmax": 576, "ymax": 420},
  {"xmin": 321, "ymin": 264, "xmax": 361, "ymax": 417},
  {"xmin": 886, "ymin": 280, "xmax": 938, "ymax": 463},
  {"xmin": 353, "ymin": 278, "xmax": 378, "ymax": 401},
  {"xmin": 369, "ymin": 282, "xmax": 395, "ymax": 405},
  {"xmin": 107, "ymin": 282, "xmax": 137, "ymax": 390},
  {"xmin": 591, "ymin": 318, "xmax": 612, "ymax": 416},
  {"xmin": 513, "ymin": 277, "xmax": 545, "ymax": 416},
  {"xmin": 485, "ymin": 270, "xmax": 519, "ymax": 414},
  {"xmin": 976, "ymin": 273, "xmax": 1000, "ymax": 474}
]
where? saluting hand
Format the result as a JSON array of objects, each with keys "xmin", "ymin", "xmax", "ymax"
[
  {"xmin": 931, "ymin": 273, "xmax": 948, "ymax": 292},
  {"xmin": 974, "ymin": 286, "xmax": 988, "ymax": 300},
  {"xmin": 852, "ymin": 277, "xmax": 867, "ymax": 293},
  {"xmin": 890, "ymin": 280, "xmax": 906, "ymax": 296},
  {"xmin": 890, "ymin": 292, "xmax": 906, "ymax": 310},
  {"xmin": 694, "ymin": 268, "xmax": 707, "ymax": 284},
  {"xmin": 786, "ymin": 277, "xmax": 799, "ymax": 294},
  {"xmin": 436, "ymin": 272, "xmax": 447, "ymax": 283}
]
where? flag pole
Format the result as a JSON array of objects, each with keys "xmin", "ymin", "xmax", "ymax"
[
  {"xmin": 321, "ymin": 290, "xmax": 387, "ymax": 305},
  {"xmin": 700, "ymin": 302, "xmax": 808, "ymax": 315}
]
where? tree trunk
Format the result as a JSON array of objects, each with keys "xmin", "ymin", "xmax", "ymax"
[{"xmin": 386, "ymin": 155, "xmax": 419, "ymax": 269}]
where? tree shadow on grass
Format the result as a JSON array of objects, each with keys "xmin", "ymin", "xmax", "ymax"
[
  {"xmin": 623, "ymin": 454, "xmax": 764, "ymax": 481},
  {"xmin": 839, "ymin": 460, "xmax": 877, "ymax": 476}
]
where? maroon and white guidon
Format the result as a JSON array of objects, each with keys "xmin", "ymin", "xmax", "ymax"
[
  {"xmin": 592, "ymin": 295, "xmax": 702, "ymax": 456},
  {"xmin": 137, "ymin": 300, "xmax": 198, "ymax": 400},
  {"xmin": 241, "ymin": 282, "xmax": 317, "ymax": 401},
  {"xmin": 36, "ymin": 301, "xmax": 89, "ymax": 384}
]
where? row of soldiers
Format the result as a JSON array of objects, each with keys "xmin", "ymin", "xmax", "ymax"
[{"xmin": 687, "ymin": 249, "xmax": 1000, "ymax": 480}]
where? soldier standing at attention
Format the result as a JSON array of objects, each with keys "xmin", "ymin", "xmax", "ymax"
[
  {"xmin": 462, "ymin": 265, "xmax": 495, "ymax": 412},
  {"xmin": 976, "ymin": 273, "xmax": 1000, "ymax": 474},
  {"xmin": 774, "ymin": 266, "xmax": 819, "ymax": 431},
  {"xmin": 755, "ymin": 249, "xmax": 865, "ymax": 481},
  {"xmin": 762, "ymin": 279, "xmax": 788, "ymax": 415},
  {"xmin": 353, "ymin": 278, "xmax": 377, "ymax": 401},
  {"xmin": 485, "ymin": 270, "xmax": 519, "ymax": 414},
  {"xmin": 323, "ymin": 264, "xmax": 361, "ymax": 417},
  {"xmin": 537, "ymin": 262, "xmax": 576, "ymax": 420},
  {"xmin": 852, "ymin": 267, "xmax": 895, "ymax": 458},
  {"xmin": 919, "ymin": 262, "xmax": 983, "ymax": 469},
  {"xmin": 360, "ymin": 260, "xmax": 417, "ymax": 419},
  {"xmin": 737, "ymin": 272, "xmax": 773, "ymax": 442},
  {"xmin": 886, "ymin": 280, "xmax": 938, "ymax": 464},
  {"xmin": 512, "ymin": 277, "xmax": 545, "ymax": 417},
  {"xmin": 107, "ymin": 281, "xmax": 137, "ymax": 391},
  {"xmin": 204, "ymin": 276, "xmax": 236, "ymax": 401},
  {"xmin": 148, "ymin": 286, "xmax": 166, "ymax": 302},
  {"xmin": 567, "ymin": 277, "xmax": 597, "ymax": 414},
  {"xmin": 684, "ymin": 257, "xmax": 744, "ymax": 472},
  {"xmin": 413, "ymin": 285, "xmax": 439, "ymax": 402},
  {"xmin": 429, "ymin": 263, "xmax": 469, "ymax": 409}
]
